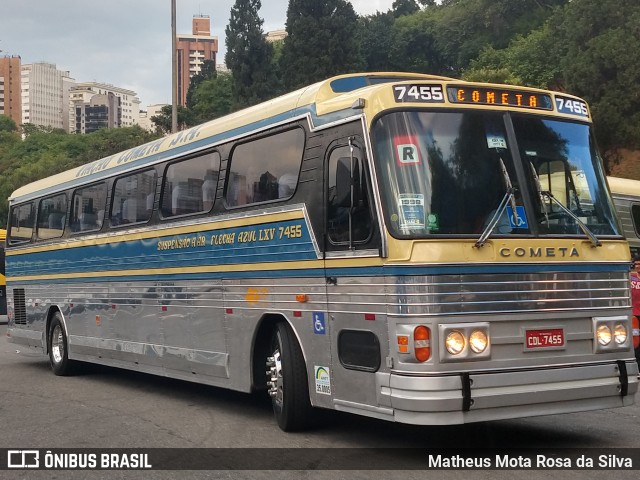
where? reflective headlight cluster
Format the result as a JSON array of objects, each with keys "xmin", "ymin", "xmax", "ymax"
[
  {"xmin": 439, "ymin": 323, "xmax": 491, "ymax": 362},
  {"xmin": 593, "ymin": 316, "xmax": 631, "ymax": 353}
]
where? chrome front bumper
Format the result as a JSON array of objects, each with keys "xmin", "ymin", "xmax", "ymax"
[{"xmin": 381, "ymin": 361, "xmax": 639, "ymax": 425}]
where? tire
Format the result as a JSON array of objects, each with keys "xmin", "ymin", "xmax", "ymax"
[
  {"xmin": 266, "ymin": 322, "xmax": 313, "ymax": 431},
  {"xmin": 48, "ymin": 313, "xmax": 75, "ymax": 376}
]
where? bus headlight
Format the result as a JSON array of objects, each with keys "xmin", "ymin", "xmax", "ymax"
[
  {"xmin": 469, "ymin": 330, "xmax": 488, "ymax": 354},
  {"xmin": 596, "ymin": 325, "xmax": 612, "ymax": 346},
  {"xmin": 593, "ymin": 316, "xmax": 631, "ymax": 352},
  {"xmin": 613, "ymin": 323, "xmax": 628, "ymax": 345},
  {"xmin": 439, "ymin": 323, "xmax": 491, "ymax": 362},
  {"xmin": 445, "ymin": 331, "xmax": 466, "ymax": 355}
]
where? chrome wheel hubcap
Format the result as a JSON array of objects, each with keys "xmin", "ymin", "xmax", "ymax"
[
  {"xmin": 51, "ymin": 325, "xmax": 64, "ymax": 364},
  {"xmin": 266, "ymin": 349, "xmax": 283, "ymax": 406}
]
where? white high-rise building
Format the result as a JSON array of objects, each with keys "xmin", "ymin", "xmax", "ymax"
[
  {"xmin": 21, "ymin": 62, "xmax": 70, "ymax": 129},
  {"xmin": 62, "ymin": 74, "xmax": 76, "ymax": 132},
  {"xmin": 69, "ymin": 82, "xmax": 140, "ymax": 133},
  {"xmin": 138, "ymin": 103, "xmax": 168, "ymax": 132}
]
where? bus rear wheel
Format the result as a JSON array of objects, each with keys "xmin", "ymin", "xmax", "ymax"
[
  {"xmin": 48, "ymin": 313, "xmax": 75, "ymax": 376},
  {"xmin": 266, "ymin": 322, "xmax": 312, "ymax": 431}
]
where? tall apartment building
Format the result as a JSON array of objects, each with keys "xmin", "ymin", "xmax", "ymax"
[
  {"xmin": 21, "ymin": 62, "xmax": 70, "ymax": 129},
  {"xmin": 74, "ymin": 92, "xmax": 121, "ymax": 134},
  {"xmin": 0, "ymin": 77, "xmax": 4, "ymax": 116},
  {"xmin": 176, "ymin": 15, "xmax": 218, "ymax": 106},
  {"xmin": 69, "ymin": 82, "xmax": 140, "ymax": 133},
  {"xmin": 0, "ymin": 56, "xmax": 22, "ymax": 125}
]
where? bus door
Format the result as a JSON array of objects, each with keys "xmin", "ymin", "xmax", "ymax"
[{"xmin": 322, "ymin": 134, "xmax": 386, "ymax": 410}]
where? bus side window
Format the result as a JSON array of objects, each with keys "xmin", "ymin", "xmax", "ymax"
[
  {"xmin": 70, "ymin": 183, "xmax": 107, "ymax": 233},
  {"xmin": 327, "ymin": 144, "xmax": 372, "ymax": 245},
  {"xmin": 9, "ymin": 203, "xmax": 34, "ymax": 244},
  {"xmin": 111, "ymin": 170, "xmax": 156, "ymax": 226},
  {"xmin": 37, "ymin": 193, "xmax": 67, "ymax": 240}
]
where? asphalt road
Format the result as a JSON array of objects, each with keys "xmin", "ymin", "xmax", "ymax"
[{"xmin": 0, "ymin": 323, "xmax": 639, "ymax": 480}]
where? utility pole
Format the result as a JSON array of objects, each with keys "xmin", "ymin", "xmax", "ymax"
[{"xmin": 171, "ymin": 0, "xmax": 178, "ymax": 133}]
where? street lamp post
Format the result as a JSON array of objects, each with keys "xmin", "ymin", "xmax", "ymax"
[{"xmin": 171, "ymin": 0, "xmax": 178, "ymax": 133}]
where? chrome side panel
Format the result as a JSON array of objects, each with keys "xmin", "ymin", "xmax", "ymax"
[
  {"xmin": 7, "ymin": 267, "xmax": 636, "ymax": 424},
  {"xmin": 223, "ymin": 276, "xmax": 328, "ymax": 392},
  {"xmin": 326, "ymin": 275, "xmax": 390, "ymax": 410}
]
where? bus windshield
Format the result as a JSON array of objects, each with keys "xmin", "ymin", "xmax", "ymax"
[{"xmin": 371, "ymin": 111, "xmax": 620, "ymax": 239}]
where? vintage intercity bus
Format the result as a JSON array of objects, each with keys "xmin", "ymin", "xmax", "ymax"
[
  {"xmin": 608, "ymin": 176, "xmax": 640, "ymax": 360},
  {"xmin": 5, "ymin": 72, "xmax": 637, "ymax": 431}
]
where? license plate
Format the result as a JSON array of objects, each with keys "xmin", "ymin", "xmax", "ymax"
[{"xmin": 525, "ymin": 328, "xmax": 565, "ymax": 349}]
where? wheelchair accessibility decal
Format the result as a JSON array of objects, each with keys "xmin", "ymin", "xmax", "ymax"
[
  {"xmin": 506, "ymin": 206, "xmax": 528, "ymax": 229},
  {"xmin": 313, "ymin": 312, "xmax": 326, "ymax": 335}
]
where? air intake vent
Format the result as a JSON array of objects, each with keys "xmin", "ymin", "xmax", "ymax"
[{"xmin": 13, "ymin": 289, "xmax": 26, "ymax": 325}]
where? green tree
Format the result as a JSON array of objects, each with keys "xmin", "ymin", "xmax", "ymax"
[
  {"xmin": 0, "ymin": 114, "xmax": 18, "ymax": 133},
  {"xmin": 281, "ymin": 0, "xmax": 364, "ymax": 91},
  {"xmin": 430, "ymin": 0, "xmax": 567, "ymax": 75},
  {"xmin": 186, "ymin": 59, "xmax": 218, "ymax": 110},
  {"xmin": 151, "ymin": 105, "xmax": 194, "ymax": 134},
  {"xmin": 359, "ymin": 12, "xmax": 396, "ymax": 72},
  {"xmin": 225, "ymin": 0, "xmax": 277, "ymax": 108},
  {"xmin": 392, "ymin": 0, "xmax": 420, "ymax": 17},
  {"xmin": 190, "ymin": 72, "xmax": 234, "ymax": 123},
  {"xmin": 551, "ymin": 0, "xmax": 640, "ymax": 154},
  {"xmin": 388, "ymin": 10, "xmax": 446, "ymax": 74},
  {"xmin": 465, "ymin": 24, "xmax": 562, "ymax": 89}
]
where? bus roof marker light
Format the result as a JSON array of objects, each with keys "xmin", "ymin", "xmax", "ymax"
[{"xmin": 351, "ymin": 98, "xmax": 365, "ymax": 109}]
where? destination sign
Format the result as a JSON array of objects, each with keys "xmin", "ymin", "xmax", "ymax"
[{"xmin": 447, "ymin": 86, "xmax": 553, "ymax": 111}]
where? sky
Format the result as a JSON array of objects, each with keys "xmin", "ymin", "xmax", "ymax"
[{"xmin": 0, "ymin": 0, "xmax": 396, "ymax": 108}]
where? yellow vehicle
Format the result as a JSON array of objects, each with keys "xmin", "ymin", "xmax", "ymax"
[
  {"xmin": 5, "ymin": 72, "xmax": 637, "ymax": 431},
  {"xmin": 608, "ymin": 176, "xmax": 640, "ymax": 360}
]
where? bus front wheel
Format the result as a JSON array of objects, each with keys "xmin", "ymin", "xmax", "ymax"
[
  {"xmin": 48, "ymin": 313, "xmax": 75, "ymax": 376},
  {"xmin": 266, "ymin": 322, "xmax": 312, "ymax": 431}
]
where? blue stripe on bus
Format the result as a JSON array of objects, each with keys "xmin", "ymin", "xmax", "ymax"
[
  {"xmin": 6, "ymin": 219, "xmax": 318, "ymax": 277},
  {"xmin": 6, "ymin": 261, "xmax": 629, "ymax": 285}
]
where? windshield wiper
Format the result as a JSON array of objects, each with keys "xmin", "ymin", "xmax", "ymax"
[
  {"xmin": 475, "ymin": 187, "xmax": 514, "ymax": 248},
  {"xmin": 476, "ymin": 157, "xmax": 517, "ymax": 248},
  {"xmin": 539, "ymin": 190, "xmax": 602, "ymax": 247},
  {"xmin": 529, "ymin": 162, "xmax": 549, "ymax": 226}
]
